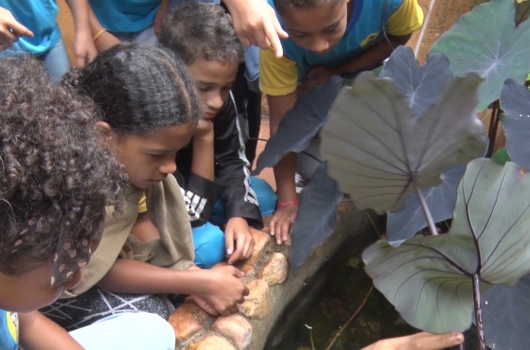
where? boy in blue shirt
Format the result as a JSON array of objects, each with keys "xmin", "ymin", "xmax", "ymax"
[{"xmin": 260, "ymin": 0, "xmax": 423, "ymax": 244}]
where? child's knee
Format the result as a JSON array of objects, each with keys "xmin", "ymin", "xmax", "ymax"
[
  {"xmin": 250, "ymin": 176, "xmax": 277, "ymax": 216},
  {"xmin": 192, "ymin": 222, "xmax": 225, "ymax": 268}
]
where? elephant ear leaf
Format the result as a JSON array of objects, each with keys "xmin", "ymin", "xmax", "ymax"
[
  {"xmin": 320, "ymin": 64, "xmax": 486, "ymax": 214},
  {"xmin": 430, "ymin": 0, "xmax": 530, "ymax": 111},
  {"xmin": 386, "ymin": 164, "xmax": 466, "ymax": 245},
  {"xmin": 289, "ymin": 162, "xmax": 342, "ymax": 268},
  {"xmin": 363, "ymin": 158, "xmax": 530, "ymax": 333},
  {"xmin": 481, "ymin": 274, "xmax": 530, "ymax": 350},
  {"xmin": 500, "ymin": 79, "xmax": 530, "ymax": 169},
  {"xmin": 253, "ymin": 77, "xmax": 341, "ymax": 174},
  {"xmin": 379, "ymin": 46, "xmax": 453, "ymax": 119}
]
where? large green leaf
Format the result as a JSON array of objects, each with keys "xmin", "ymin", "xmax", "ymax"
[
  {"xmin": 320, "ymin": 70, "xmax": 486, "ymax": 214},
  {"xmin": 430, "ymin": 0, "xmax": 530, "ymax": 111},
  {"xmin": 363, "ymin": 159, "xmax": 530, "ymax": 333}
]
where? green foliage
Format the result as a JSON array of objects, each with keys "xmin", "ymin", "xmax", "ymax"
[
  {"xmin": 320, "ymin": 69, "xmax": 486, "ymax": 214},
  {"xmin": 430, "ymin": 0, "xmax": 530, "ymax": 112},
  {"xmin": 363, "ymin": 159, "xmax": 530, "ymax": 333}
]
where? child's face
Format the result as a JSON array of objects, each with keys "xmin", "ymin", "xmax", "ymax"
[
  {"xmin": 110, "ymin": 124, "xmax": 194, "ymax": 189},
  {"xmin": 280, "ymin": 0, "xmax": 349, "ymax": 54},
  {"xmin": 0, "ymin": 263, "xmax": 81, "ymax": 312},
  {"xmin": 186, "ymin": 58, "xmax": 239, "ymax": 121}
]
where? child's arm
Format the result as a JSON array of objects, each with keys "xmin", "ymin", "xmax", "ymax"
[
  {"xmin": 213, "ymin": 97, "xmax": 261, "ymax": 263},
  {"xmin": 0, "ymin": 7, "xmax": 33, "ymax": 50},
  {"xmin": 85, "ymin": 3, "xmax": 120, "ymax": 53},
  {"xmin": 175, "ymin": 120, "xmax": 224, "ymax": 225},
  {"xmin": 223, "ymin": 0, "xmax": 288, "ymax": 57},
  {"xmin": 96, "ymin": 258, "xmax": 248, "ymax": 316},
  {"xmin": 66, "ymin": 0, "xmax": 97, "ymax": 67},
  {"xmin": 192, "ymin": 119, "xmax": 215, "ymax": 182},
  {"xmin": 267, "ymin": 92, "xmax": 299, "ymax": 245},
  {"xmin": 154, "ymin": 0, "xmax": 170, "ymax": 35},
  {"xmin": 299, "ymin": 34, "xmax": 411, "ymax": 90},
  {"xmin": 18, "ymin": 311, "xmax": 84, "ymax": 350},
  {"xmin": 361, "ymin": 331, "xmax": 464, "ymax": 350}
]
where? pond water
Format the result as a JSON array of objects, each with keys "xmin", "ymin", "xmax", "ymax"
[{"xmin": 266, "ymin": 214, "xmax": 481, "ymax": 350}]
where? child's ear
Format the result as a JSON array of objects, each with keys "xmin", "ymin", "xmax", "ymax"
[{"xmin": 95, "ymin": 121, "xmax": 116, "ymax": 145}]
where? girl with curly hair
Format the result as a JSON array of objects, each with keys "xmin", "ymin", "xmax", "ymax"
[
  {"xmin": 43, "ymin": 43, "xmax": 249, "ymax": 331},
  {"xmin": 0, "ymin": 57, "xmax": 176, "ymax": 349}
]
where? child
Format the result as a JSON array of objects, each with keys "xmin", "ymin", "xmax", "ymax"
[
  {"xmin": 0, "ymin": 0, "xmax": 97, "ymax": 79},
  {"xmin": 159, "ymin": 2, "xmax": 277, "ymax": 268},
  {"xmin": 43, "ymin": 43, "xmax": 249, "ymax": 330},
  {"xmin": 0, "ymin": 56, "xmax": 175, "ymax": 350},
  {"xmin": 260, "ymin": 0, "xmax": 424, "ymax": 244},
  {"xmin": 85, "ymin": 0, "xmax": 287, "ymax": 57}
]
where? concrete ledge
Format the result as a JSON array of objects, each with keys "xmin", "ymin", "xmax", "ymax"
[{"xmin": 170, "ymin": 203, "xmax": 371, "ymax": 350}]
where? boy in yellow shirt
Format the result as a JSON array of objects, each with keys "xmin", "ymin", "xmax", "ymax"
[{"xmin": 260, "ymin": 0, "xmax": 423, "ymax": 244}]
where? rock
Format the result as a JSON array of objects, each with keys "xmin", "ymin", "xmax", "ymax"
[
  {"xmin": 245, "ymin": 229, "xmax": 271, "ymax": 266},
  {"xmin": 259, "ymin": 252, "xmax": 288, "ymax": 285},
  {"xmin": 212, "ymin": 314, "xmax": 253, "ymax": 350},
  {"xmin": 189, "ymin": 335, "xmax": 235, "ymax": 350},
  {"xmin": 238, "ymin": 279, "xmax": 269, "ymax": 319},
  {"xmin": 169, "ymin": 301, "xmax": 210, "ymax": 342}
]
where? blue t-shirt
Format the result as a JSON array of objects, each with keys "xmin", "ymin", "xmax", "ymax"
[
  {"xmin": 89, "ymin": 0, "xmax": 160, "ymax": 33},
  {"xmin": 0, "ymin": 0, "xmax": 61, "ymax": 54},
  {"xmin": 268, "ymin": 0, "xmax": 404, "ymax": 80},
  {"xmin": 0, "ymin": 310, "xmax": 18, "ymax": 350}
]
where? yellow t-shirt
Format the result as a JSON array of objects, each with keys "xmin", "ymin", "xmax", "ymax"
[{"xmin": 260, "ymin": 0, "xmax": 424, "ymax": 96}]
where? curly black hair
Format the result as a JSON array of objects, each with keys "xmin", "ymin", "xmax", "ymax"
[
  {"xmin": 62, "ymin": 43, "xmax": 200, "ymax": 137},
  {"xmin": 159, "ymin": 2, "xmax": 243, "ymax": 66},
  {"xmin": 0, "ymin": 57, "xmax": 126, "ymax": 275}
]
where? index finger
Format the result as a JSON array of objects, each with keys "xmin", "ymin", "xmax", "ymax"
[
  {"xmin": 227, "ymin": 240, "xmax": 244, "ymax": 264},
  {"xmin": 9, "ymin": 22, "xmax": 33, "ymax": 38},
  {"xmin": 266, "ymin": 14, "xmax": 287, "ymax": 57},
  {"xmin": 409, "ymin": 332, "xmax": 464, "ymax": 350}
]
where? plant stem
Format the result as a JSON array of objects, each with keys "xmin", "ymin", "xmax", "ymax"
[
  {"xmin": 411, "ymin": 175, "xmax": 438, "ymax": 236},
  {"xmin": 472, "ymin": 273, "xmax": 487, "ymax": 350},
  {"xmin": 325, "ymin": 285, "xmax": 374, "ymax": 350}
]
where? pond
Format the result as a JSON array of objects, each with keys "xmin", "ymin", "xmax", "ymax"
[{"xmin": 266, "ymin": 213, "xmax": 482, "ymax": 350}]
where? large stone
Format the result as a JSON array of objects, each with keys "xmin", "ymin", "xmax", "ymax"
[
  {"xmin": 238, "ymin": 279, "xmax": 269, "ymax": 320},
  {"xmin": 212, "ymin": 314, "xmax": 253, "ymax": 350},
  {"xmin": 259, "ymin": 252, "xmax": 288, "ymax": 285},
  {"xmin": 244, "ymin": 229, "xmax": 271, "ymax": 266},
  {"xmin": 189, "ymin": 335, "xmax": 236, "ymax": 350},
  {"xmin": 169, "ymin": 301, "xmax": 210, "ymax": 342}
]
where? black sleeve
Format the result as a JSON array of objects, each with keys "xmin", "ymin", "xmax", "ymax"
[
  {"xmin": 214, "ymin": 92, "xmax": 263, "ymax": 229},
  {"xmin": 174, "ymin": 171, "xmax": 224, "ymax": 227}
]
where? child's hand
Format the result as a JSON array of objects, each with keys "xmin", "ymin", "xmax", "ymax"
[
  {"xmin": 225, "ymin": 217, "xmax": 255, "ymax": 264},
  {"xmin": 269, "ymin": 204, "xmax": 297, "ymax": 245},
  {"xmin": 193, "ymin": 119, "xmax": 214, "ymax": 139},
  {"xmin": 224, "ymin": 0, "xmax": 288, "ymax": 57},
  {"xmin": 194, "ymin": 265, "xmax": 249, "ymax": 316},
  {"xmin": 74, "ymin": 30, "xmax": 97, "ymax": 67},
  {"xmin": 361, "ymin": 332, "xmax": 464, "ymax": 350},
  {"xmin": 299, "ymin": 66, "xmax": 335, "ymax": 90},
  {"xmin": 0, "ymin": 7, "xmax": 33, "ymax": 51}
]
